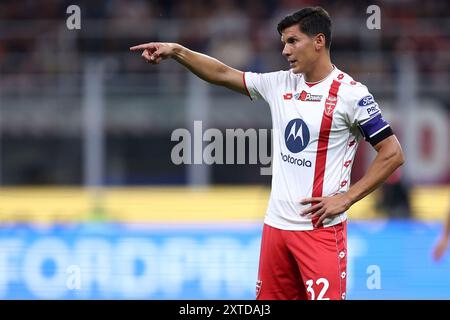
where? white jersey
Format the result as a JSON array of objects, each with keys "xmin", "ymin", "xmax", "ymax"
[{"xmin": 244, "ymin": 66, "xmax": 391, "ymax": 230}]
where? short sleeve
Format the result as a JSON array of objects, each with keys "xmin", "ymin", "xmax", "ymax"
[
  {"xmin": 347, "ymin": 84, "xmax": 393, "ymax": 146},
  {"xmin": 243, "ymin": 71, "xmax": 281, "ymax": 102}
]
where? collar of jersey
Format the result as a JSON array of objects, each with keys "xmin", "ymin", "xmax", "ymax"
[{"xmin": 304, "ymin": 65, "xmax": 337, "ymax": 87}]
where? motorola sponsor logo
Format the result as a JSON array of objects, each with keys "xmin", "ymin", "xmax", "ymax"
[
  {"xmin": 280, "ymin": 152, "xmax": 312, "ymax": 167},
  {"xmin": 282, "ymin": 119, "xmax": 312, "ymax": 167}
]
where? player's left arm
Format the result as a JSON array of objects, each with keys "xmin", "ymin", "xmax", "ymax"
[{"xmin": 301, "ymin": 135, "xmax": 404, "ymax": 227}]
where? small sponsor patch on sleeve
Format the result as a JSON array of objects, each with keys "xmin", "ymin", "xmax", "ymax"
[
  {"xmin": 365, "ymin": 103, "xmax": 380, "ymax": 116},
  {"xmin": 358, "ymin": 95, "xmax": 376, "ymax": 107}
]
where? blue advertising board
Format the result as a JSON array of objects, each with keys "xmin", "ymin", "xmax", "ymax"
[{"xmin": 0, "ymin": 221, "xmax": 449, "ymax": 299}]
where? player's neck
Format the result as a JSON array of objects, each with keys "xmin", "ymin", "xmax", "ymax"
[{"xmin": 303, "ymin": 58, "xmax": 334, "ymax": 83}]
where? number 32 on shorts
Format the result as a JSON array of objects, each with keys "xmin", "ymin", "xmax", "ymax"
[{"xmin": 305, "ymin": 278, "xmax": 330, "ymax": 300}]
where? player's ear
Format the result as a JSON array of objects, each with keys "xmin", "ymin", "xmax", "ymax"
[{"xmin": 314, "ymin": 34, "xmax": 326, "ymax": 50}]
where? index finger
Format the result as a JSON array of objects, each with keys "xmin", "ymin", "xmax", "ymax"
[{"xmin": 129, "ymin": 43, "xmax": 155, "ymax": 51}]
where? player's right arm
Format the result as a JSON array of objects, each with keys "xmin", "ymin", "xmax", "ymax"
[
  {"xmin": 130, "ymin": 42, "xmax": 248, "ymax": 96},
  {"xmin": 433, "ymin": 209, "xmax": 450, "ymax": 261}
]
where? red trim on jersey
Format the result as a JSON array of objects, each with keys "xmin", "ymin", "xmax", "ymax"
[
  {"xmin": 312, "ymin": 80, "xmax": 342, "ymax": 228},
  {"xmin": 242, "ymin": 72, "xmax": 252, "ymax": 100},
  {"xmin": 305, "ymin": 82, "xmax": 319, "ymax": 88}
]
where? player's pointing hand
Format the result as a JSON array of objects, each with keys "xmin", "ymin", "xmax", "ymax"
[{"xmin": 130, "ymin": 42, "xmax": 179, "ymax": 64}]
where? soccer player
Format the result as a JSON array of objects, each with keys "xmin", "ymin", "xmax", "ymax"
[
  {"xmin": 433, "ymin": 209, "xmax": 450, "ymax": 261},
  {"xmin": 130, "ymin": 7, "xmax": 405, "ymax": 300}
]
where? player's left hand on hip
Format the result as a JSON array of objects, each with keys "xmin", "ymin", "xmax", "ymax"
[{"xmin": 300, "ymin": 193, "xmax": 352, "ymax": 227}]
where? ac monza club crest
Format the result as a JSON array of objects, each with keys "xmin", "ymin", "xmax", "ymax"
[
  {"xmin": 324, "ymin": 95, "xmax": 337, "ymax": 116},
  {"xmin": 256, "ymin": 279, "xmax": 262, "ymax": 298}
]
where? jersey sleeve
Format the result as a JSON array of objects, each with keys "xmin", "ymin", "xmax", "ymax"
[
  {"xmin": 243, "ymin": 71, "xmax": 280, "ymax": 102},
  {"xmin": 347, "ymin": 84, "xmax": 394, "ymax": 146}
]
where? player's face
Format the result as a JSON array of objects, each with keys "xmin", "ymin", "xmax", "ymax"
[{"xmin": 281, "ymin": 25, "xmax": 319, "ymax": 74}]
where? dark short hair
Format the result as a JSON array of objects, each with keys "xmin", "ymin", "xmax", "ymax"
[{"xmin": 277, "ymin": 7, "xmax": 332, "ymax": 49}]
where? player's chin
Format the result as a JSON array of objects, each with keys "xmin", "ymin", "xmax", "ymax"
[{"xmin": 290, "ymin": 65, "xmax": 303, "ymax": 74}]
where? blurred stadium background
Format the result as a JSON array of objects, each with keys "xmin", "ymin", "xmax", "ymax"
[{"xmin": 0, "ymin": 0, "xmax": 449, "ymax": 299}]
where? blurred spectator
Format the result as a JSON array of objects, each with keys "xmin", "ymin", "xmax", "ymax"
[
  {"xmin": 377, "ymin": 168, "xmax": 412, "ymax": 218},
  {"xmin": 208, "ymin": 0, "xmax": 252, "ymax": 69}
]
